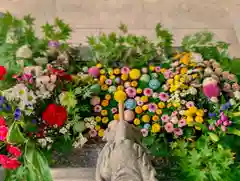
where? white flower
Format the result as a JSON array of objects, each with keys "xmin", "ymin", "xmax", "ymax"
[
  {"xmin": 210, "ymin": 97, "xmax": 219, "ymax": 103},
  {"xmin": 204, "ymin": 67, "xmax": 213, "ymax": 76},
  {"xmin": 191, "ymin": 52, "xmax": 203, "ymax": 63},
  {"xmin": 65, "ymin": 123, "xmax": 71, "ymax": 129},
  {"xmin": 189, "ymin": 87, "xmax": 197, "ymax": 95},
  {"xmin": 179, "ymin": 110, "xmax": 185, "ymax": 115},
  {"xmin": 45, "ymin": 137, "xmax": 53, "ymax": 143},
  {"xmin": 59, "ymin": 127, "xmax": 68, "ymax": 134},
  {"xmin": 16, "ymin": 45, "xmax": 32, "ymax": 59},
  {"xmin": 38, "ymin": 138, "xmax": 47, "ymax": 147},
  {"xmin": 230, "ymin": 99, "xmax": 236, "ymax": 106},
  {"xmin": 234, "ymin": 91, "xmax": 240, "ymax": 100},
  {"xmin": 73, "ymin": 134, "xmax": 88, "ymax": 148},
  {"xmin": 170, "ymin": 116, "xmax": 178, "ymax": 124}
]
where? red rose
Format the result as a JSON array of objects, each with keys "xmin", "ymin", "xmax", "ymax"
[
  {"xmin": 7, "ymin": 145, "xmax": 22, "ymax": 158},
  {"xmin": 0, "ymin": 117, "xmax": 6, "ymax": 126},
  {"xmin": 0, "ymin": 154, "xmax": 21, "ymax": 169},
  {"xmin": 47, "ymin": 65, "xmax": 72, "ymax": 81},
  {"xmin": 42, "ymin": 104, "xmax": 67, "ymax": 127},
  {"xmin": 0, "ymin": 66, "xmax": 6, "ymax": 80},
  {"xmin": 0, "ymin": 126, "xmax": 8, "ymax": 141}
]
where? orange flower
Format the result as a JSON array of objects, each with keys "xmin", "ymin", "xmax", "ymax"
[
  {"xmin": 180, "ymin": 54, "xmax": 190, "ymax": 65},
  {"xmin": 156, "ymin": 109, "xmax": 162, "ymax": 115},
  {"xmin": 114, "ymin": 114, "xmax": 119, "ymax": 120},
  {"xmin": 131, "ymin": 81, "xmax": 138, "ymax": 87},
  {"xmin": 101, "ymin": 100, "xmax": 109, "ymax": 107},
  {"xmin": 99, "ymin": 75, "xmax": 107, "ymax": 84},
  {"xmin": 105, "ymin": 94, "xmax": 111, "ymax": 100},
  {"xmin": 101, "ymin": 84, "xmax": 108, "ymax": 91},
  {"xmin": 152, "ymin": 115, "xmax": 159, "ymax": 121},
  {"xmin": 135, "ymin": 106, "xmax": 143, "ymax": 114}
]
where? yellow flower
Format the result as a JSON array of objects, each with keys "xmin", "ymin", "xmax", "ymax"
[
  {"xmin": 95, "ymin": 116, "xmax": 101, "ymax": 122},
  {"xmin": 135, "ymin": 106, "xmax": 143, "ymax": 114},
  {"xmin": 121, "ymin": 74, "xmax": 128, "ymax": 81},
  {"xmin": 117, "ymin": 85, "xmax": 124, "ymax": 90},
  {"xmin": 98, "ymin": 129, "xmax": 105, "ymax": 137},
  {"xmin": 156, "ymin": 109, "xmax": 162, "ymax": 115},
  {"xmin": 114, "ymin": 90, "xmax": 127, "ymax": 102},
  {"xmin": 172, "ymin": 53, "xmax": 182, "ymax": 60},
  {"xmin": 173, "ymin": 102, "xmax": 180, "ymax": 108},
  {"xmin": 141, "ymin": 96, "xmax": 148, "ymax": 103},
  {"xmin": 142, "ymin": 115, "xmax": 150, "ymax": 123},
  {"xmin": 101, "ymin": 100, "xmax": 109, "ymax": 107},
  {"xmin": 149, "ymin": 65, "xmax": 155, "ymax": 71},
  {"xmin": 101, "ymin": 110, "xmax": 108, "ymax": 116},
  {"xmin": 189, "ymin": 106, "xmax": 197, "ymax": 114},
  {"xmin": 160, "ymin": 68, "xmax": 166, "ymax": 73},
  {"xmin": 137, "ymin": 88, "xmax": 142, "ymax": 94},
  {"xmin": 133, "ymin": 118, "xmax": 141, "ymax": 125},
  {"xmin": 152, "ymin": 115, "xmax": 159, "ymax": 121},
  {"xmin": 180, "ymin": 54, "xmax": 190, "ymax": 65},
  {"xmin": 186, "ymin": 116, "xmax": 194, "ymax": 126},
  {"xmin": 158, "ymin": 102, "xmax": 165, "ymax": 109},
  {"xmin": 108, "ymin": 69, "xmax": 113, "ymax": 75},
  {"xmin": 196, "ymin": 109, "xmax": 204, "ymax": 117},
  {"xmin": 99, "ymin": 75, "xmax": 107, "ymax": 85},
  {"xmin": 180, "ymin": 67, "xmax": 188, "ymax": 74},
  {"xmin": 167, "ymin": 79, "xmax": 174, "ymax": 85},
  {"xmin": 184, "ymin": 110, "xmax": 192, "ymax": 117},
  {"xmin": 105, "ymin": 94, "xmax": 111, "ymax": 100},
  {"xmin": 131, "ymin": 81, "xmax": 138, "ymax": 87},
  {"xmin": 102, "ymin": 117, "xmax": 109, "ymax": 124},
  {"xmin": 190, "ymin": 63, "xmax": 197, "ymax": 67},
  {"xmin": 113, "ymin": 68, "xmax": 120, "ymax": 75},
  {"xmin": 110, "ymin": 75, "xmax": 116, "ymax": 79},
  {"xmin": 151, "ymin": 123, "xmax": 161, "ymax": 133},
  {"xmin": 167, "ymin": 103, "xmax": 172, "ymax": 108},
  {"xmin": 142, "ymin": 105, "xmax": 148, "ymax": 111},
  {"xmin": 180, "ymin": 77, "xmax": 185, "ymax": 83},
  {"xmin": 195, "ymin": 116, "xmax": 204, "ymax": 124},
  {"xmin": 100, "ymin": 69, "xmax": 106, "ymax": 74},
  {"xmin": 129, "ymin": 69, "xmax": 141, "ymax": 80},
  {"xmin": 101, "ymin": 84, "xmax": 108, "ymax": 91},
  {"xmin": 95, "ymin": 125, "xmax": 101, "ymax": 131},
  {"xmin": 195, "ymin": 126, "xmax": 201, "ymax": 130},
  {"xmin": 96, "ymin": 63, "xmax": 102, "ymax": 68},
  {"xmin": 192, "ymin": 74, "xmax": 198, "ymax": 79},
  {"xmin": 114, "ymin": 114, "xmax": 119, "ymax": 120},
  {"xmin": 174, "ymin": 75, "xmax": 180, "ymax": 81}
]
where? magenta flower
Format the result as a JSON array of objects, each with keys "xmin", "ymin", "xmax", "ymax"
[
  {"xmin": 174, "ymin": 128, "xmax": 183, "ymax": 137},
  {"xmin": 178, "ymin": 119, "xmax": 186, "ymax": 127},
  {"xmin": 111, "ymin": 108, "xmax": 118, "ymax": 114},
  {"xmin": 164, "ymin": 122, "xmax": 174, "ymax": 133},
  {"xmin": 220, "ymin": 112, "xmax": 228, "ymax": 122},
  {"xmin": 161, "ymin": 114, "xmax": 170, "ymax": 122},
  {"xmin": 94, "ymin": 105, "xmax": 102, "ymax": 112},
  {"xmin": 159, "ymin": 92, "xmax": 169, "ymax": 102},
  {"xmin": 155, "ymin": 66, "xmax": 161, "ymax": 73},
  {"xmin": 202, "ymin": 77, "xmax": 220, "ymax": 98},
  {"xmin": 143, "ymin": 88, "xmax": 153, "ymax": 97},
  {"xmin": 121, "ymin": 66, "xmax": 130, "ymax": 74},
  {"xmin": 89, "ymin": 129, "xmax": 97, "ymax": 137},
  {"xmin": 186, "ymin": 101, "xmax": 195, "ymax": 108},
  {"xmin": 105, "ymin": 79, "xmax": 112, "ymax": 85},
  {"xmin": 148, "ymin": 103, "xmax": 157, "ymax": 113},
  {"xmin": 125, "ymin": 87, "xmax": 137, "ymax": 98},
  {"xmin": 141, "ymin": 128, "xmax": 149, "ymax": 137}
]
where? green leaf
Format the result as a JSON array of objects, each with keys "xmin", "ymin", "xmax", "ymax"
[
  {"xmin": 142, "ymin": 136, "xmax": 155, "ymax": 146},
  {"xmin": 7, "ymin": 121, "xmax": 26, "ymax": 144},
  {"xmin": 208, "ymin": 132, "xmax": 219, "ymax": 142},
  {"xmin": 227, "ymin": 128, "xmax": 240, "ymax": 136}
]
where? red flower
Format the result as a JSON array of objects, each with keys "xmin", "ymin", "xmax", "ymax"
[
  {"xmin": 0, "ymin": 155, "xmax": 21, "ymax": 169},
  {"xmin": 0, "ymin": 126, "xmax": 8, "ymax": 141},
  {"xmin": 0, "ymin": 66, "xmax": 6, "ymax": 80},
  {"xmin": 7, "ymin": 145, "xmax": 22, "ymax": 158},
  {"xmin": 42, "ymin": 104, "xmax": 67, "ymax": 127},
  {"xmin": 0, "ymin": 117, "xmax": 6, "ymax": 126},
  {"xmin": 47, "ymin": 65, "xmax": 72, "ymax": 81}
]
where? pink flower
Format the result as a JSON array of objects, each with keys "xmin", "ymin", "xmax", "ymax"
[
  {"xmin": 171, "ymin": 61, "xmax": 179, "ymax": 67},
  {"xmin": 141, "ymin": 67, "xmax": 148, "ymax": 74},
  {"xmin": 89, "ymin": 129, "xmax": 97, "ymax": 137},
  {"xmin": 174, "ymin": 128, "xmax": 183, "ymax": 137},
  {"xmin": 178, "ymin": 119, "xmax": 186, "ymax": 127},
  {"xmin": 159, "ymin": 92, "xmax": 169, "ymax": 102},
  {"xmin": 0, "ymin": 126, "xmax": 8, "ymax": 141},
  {"xmin": 124, "ymin": 82, "xmax": 131, "ymax": 88},
  {"xmin": 94, "ymin": 105, "xmax": 102, "ymax": 112},
  {"xmin": 208, "ymin": 125, "xmax": 216, "ymax": 131},
  {"xmin": 88, "ymin": 67, "xmax": 100, "ymax": 77},
  {"xmin": 171, "ymin": 111, "xmax": 178, "ymax": 117},
  {"xmin": 143, "ymin": 88, "xmax": 153, "ymax": 97},
  {"xmin": 141, "ymin": 128, "xmax": 149, "ymax": 137},
  {"xmin": 164, "ymin": 70, "xmax": 172, "ymax": 79},
  {"xmin": 161, "ymin": 114, "xmax": 170, "ymax": 122},
  {"xmin": 222, "ymin": 71, "xmax": 230, "ymax": 80},
  {"xmin": 137, "ymin": 100, "xmax": 144, "ymax": 106},
  {"xmin": 186, "ymin": 101, "xmax": 195, "ymax": 108},
  {"xmin": 126, "ymin": 87, "xmax": 137, "ymax": 98},
  {"xmin": 90, "ymin": 96, "xmax": 100, "ymax": 106},
  {"xmin": 155, "ymin": 66, "xmax": 161, "ymax": 73},
  {"xmin": 121, "ymin": 66, "xmax": 130, "ymax": 74},
  {"xmin": 7, "ymin": 145, "xmax": 22, "ymax": 158},
  {"xmin": 162, "ymin": 84, "xmax": 169, "ymax": 91},
  {"xmin": 105, "ymin": 79, "xmax": 112, "ymax": 85},
  {"xmin": 232, "ymin": 83, "xmax": 240, "ymax": 91},
  {"xmin": 221, "ymin": 125, "xmax": 227, "ymax": 132},
  {"xmin": 148, "ymin": 103, "xmax": 157, "ymax": 112},
  {"xmin": 170, "ymin": 116, "xmax": 178, "ymax": 124},
  {"xmin": 228, "ymin": 74, "xmax": 237, "ymax": 82},
  {"xmin": 0, "ymin": 117, "xmax": 6, "ymax": 126},
  {"xmin": 111, "ymin": 108, "xmax": 118, "ymax": 114},
  {"xmin": 216, "ymin": 119, "xmax": 222, "ymax": 126},
  {"xmin": 223, "ymin": 83, "xmax": 231, "ymax": 92},
  {"xmin": 164, "ymin": 122, "xmax": 174, "ymax": 133},
  {"xmin": 202, "ymin": 77, "xmax": 220, "ymax": 98}
]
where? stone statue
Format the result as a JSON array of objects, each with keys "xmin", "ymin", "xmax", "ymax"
[{"xmin": 96, "ymin": 94, "xmax": 158, "ymax": 181}]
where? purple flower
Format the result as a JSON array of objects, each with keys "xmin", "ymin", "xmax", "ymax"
[
  {"xmin": 148, "ymin": 103, "xmax": 157, "ymax": 112},
  {"xmin": 48, "ymin": 40, "xmax": 60, "ymax": 48},
  {"xmin": 137, "ymin": 100, "xmax": 144, "ymax": 106},
  {"xmin": 159, "ymin": 92, "xmax": 169, "ymax": 102},
  {"xmin": 14, "ymin": 108, "xmax": 21, "ymax": 120},
  {"xmin": 0, "ymin": 96, "xmax": 4, "ymax": 105}
]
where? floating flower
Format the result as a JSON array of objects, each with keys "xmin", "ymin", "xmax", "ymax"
[
  {"xmin": 159, "ymin": 92, "xmax": 169, "ymax": 102},
  {"xmin": 114, "ymin": 90, "xmax": 127, "ymax": 102},
  {"xmin": 0, "ymin": 117, "xmax": 6, "ymax": 126},
  {"xmin": 156, "ymin": 109, "xmax": 162, "ymax": 115},
  {"xmin": 152, "ymin": 92, "xmax": 159, "ymax": 99},
  {"xmin": 163, "ymin": 70, "xmax": 172, "ymax": 79},
  {"xmin": 121, "ymin": 74, "xmax": 128, "ymax": 81},
  {"xmin": 101, "ymin": 110, "xmax": 108, "ymax": 116},
  {"xmin": 174, "ymin": 128, "xmax": 183, "ymax": 137},
  {"xmin": 155, "ymin": 66, "xmax": 161, "ymax": 73},
  {"xmin": 124, "ymin": 81, "xmax": 131, "ymax": 88},
  {"xmin": 133, "ymin": 118, "xmax": 140, "ymax": 125},
  {"xmin": 137, "ymin": 100, "xmax": 144, "ymax": 106},
  {"xmin": 113, "ymin": 114, "xmax": 119, "ymax": 120},
  {"xmin": 136, "ymin": 88, "xmax": 142, "ymax": 94},
  {"xmin": 0, "ymin": 155, "xmax": 21, "ymax": 169},
  {"xmin": 161, "ymin": 114, "xmax": 170, "ymax": 122},
  {"xmin": 101, "ymin": 100, "xmax": 109, "ymax": 107},
  {"xmin": 148, "ymin": 103, "xmax": 157, "ymax": 112},
  {"xmin": 129, "ymin": 69, "xmax": 141, "ymax": 80},
  {"xmin": 158, "ymin": 102, "xmax": 165, "ymax": 109},
  {"xmin": 141, "ymin": 128, "xmax": 149, "ymax": 137},
  {"xmin": 125, "ymin": 99, "xmax": 137, "ymax": 110},
  {"xmin": 94, "ymin": 105, "xmax": 102, "ymax": 112},
  {"xmin": 115, "ymin": 77, "xmax": 121, "ymax": 84},
  {"xmin": 228, "ymin": 74, "xmax": 237, "ymax": 82},
  {"xmin": 141, "ymin": 67, "xmax": 148, "ymax": 74},
  {"xmin": 0, "ymin": 66, "xmax": 7, "ymax": 80},
  {"xmin": 124, "ymin": 110, "xmax": 135, "ymax": 121},
  {"xmin": 98, "ymin": 129, "xmax": 105, "ymax": 137},
  {"xmin": 142, "ymin": 115, "xmax": 150, "ymax": 123},
  {"xmin": 131, "ymin": 81, "xmax": 138, "ymax": 87},
  {"xmin": 152, "ymin": 115, "xmax": 159, "ymax": 121},
  {"xmin": 142, "ymin": 105, "xmax": 148, "ymax": 111},
  {"xmin": 89, "ymin": 129, "xmax": 97, "ymax": 137},
  {"xmin": 95, "ymin": 116, "xmax": 101, "ymax": 122},
  {"xmin": 143, "ymin": 88, "xmax": 153, "ymax": 97},
  {"xmin": 232, "ymin": 83, "xmax": 240, "ymax": 91},
  {"xmin": 202, "ymin": 77, "xmax": 220, "ymax": 98},
  {"xmin": 88, "ymin": 66, "xmax": 100, "ymax": 77},
  {"xmin": 170, "ymin": 116, "xmax": 178, "ymax": 124},
  {"xmin": 223, "ymin": 83, "xmax": 231, "ymax": 92},
  {"xmin": 135, "ymin": 106, "xmax": 143, "ymax": 114},
  {"xmin": 102, "ymin": 117, "xmax": 109, "ymax": 124},
  {"xmin": 125, "ymin": 87, "xmax": 137, "ymax": 98},
  {"xmin": 178, "ymin": 119, "xmax": 186, "ymax": 127},
  {"xmin": 149, "ymin": 79, "xmax": 161, "ymax": 90},
  {"xmin": 105, "ymin": 79, "xmax": 112, "ymax": 85},
  {"xmin": 164, "ymin": 122, "xmax": 174, "ymax": 133},
  {"xmin": 151, "ymin": 123, "xmax": 161, "ymax": 133},
  {"xmin": 111, "ymin": 108, "xmax": 118, "ymax": 114},
  {"xmin": 121, "ymin": 66, "xmax": 130, "ymax": 74},
  {"xmin": 113, "ymin": 68, "xmax": 121, "ymax": 75}
]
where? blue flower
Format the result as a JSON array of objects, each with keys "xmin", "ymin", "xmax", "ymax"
[
  {"xmin": 144, "ymin": 123, "xmax": 151, "ymax": 129},
  {"xmin": 4, "ymin": 104, "xmax": 11, "ymax": 112},
  {"xmin": 14, "ymin": 108, "xmax": 21, "ymax": 120},
  {"xmin": 208, "ymin": 112, "xmax": 216, "ymax": 118},
  {"xmin": 31, "ymin": 119, "xmax": 37, "ymax": 124},
  {"xmin": 0, "ymin": 96, "xmax": 4, "ymax": 105}
]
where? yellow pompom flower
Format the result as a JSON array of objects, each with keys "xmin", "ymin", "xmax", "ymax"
[
  {"xmin": 121, "ymin": 74, "xmax": 128, "ymax": 81},
  {"xmin": 110, "ymin": 75, "xmax": 116, "ymax": 80},
  {"xmin": 158, "ymin": 102, "xmax": 165, "ymax": 109},
  {"xmin": 99, "ymin": 75, "xmax": 107, "ymax": 85},
  {"xmin": 160, "ymin": 68, "xmax": 166, "ymax": 73},
  {"xmin": 151, "ymin": 123, "xmax": 161, "ymax": 133},
  {"xmin": 98, "ymin": 129, "xmax": 105, "ymax": 137},
  {"xmin": 156, "ymin": 109, "xmax": 162, "ymax": 115},
  {"xmin": 133, "ymin": 118, "xmax": 141, "ymax": 125},
  {"xmin": 114, "ymin": 90, "xmax": 127, "ymax": 102},
  {"xmin": 167, "ymin": 79, "xmax": 174, "ymax": 85},
  {"xmin": 152, "ymin": 115, "xmax": 159, "ymax": 121},
  {"xmin": 95, "ymin": 125, "xmax": 101, "ymax": 131},
  {"xmin": 100, "ymin": 69, "xmax": 106, "ymax": 74},
  {"xmin": 113, "ymin": 68, "xmax": 121, "ymax": 75},
  {"xmin": 137, "ymin": 88, "xmax": 142, "ymax": 94},
  {"xmin": 195, "ymin": 116, "xmax": 204, "ymax": 124},
  {"xmin": 141, "ymin": 96, "xmax": 148, "ymax": 103},
  {"xmin": 105, "ymin": 94, "xmax": 111, "ymax": 100},
  {"xmin": 180, "ymin": 67, "xmax": 188, "ymax": 74},
  {"xmin": 129, "ymin": 69, "xmax": 141, "ymax": 80},
  {"xmin": 135, "ymin": 106, "xmax": 143, "ymax": 114},
  {"xmin": 95, "ymin": 116, "xmax": 101, "ymax": 122},
  {"xmin": 189, "ymin": 106, "xmax": 197, "ymax": 114},
  {"xmin": 102, "ymin": 117, "xmax": 109, "ymax": 124},
  {"xmin": 142, "ymin": 115, "xmax": 150, "ymax": 123},
  {"xmin": 96, "ymin": 63, "xmax": 102, "ymax": 68},
  {"xmin": 117, "ymin": 85, "xmax": 124, "ymax": 90},
  {"xmin": 174, "ymin": 75, "xmax": 180, "ymax": 81},
  {"xmin": 196, "ymin": 109, "xmax": 204, "ymax": 117},
  {"xmin": 142, "ymin": 105, "xmax": 148, "ymax": 111},
  {"xmin": 131, "ymin": 81, "xmax": 138, "ymax": 87},
  {"xmin": 186, "ymin": 116, "xmax": 194, "ymax": 126},
  {"xmin": 114, "ymin": 114, "xmax": 119, "ymax": 120},
  {"xmin": 101, "ymin": 110, "xmax": 108, "ymax": 116},
  {"xmin": 101, "ymin": 84, "xmax": 108, "ymax": 91},
  {"xmin": 101, "ymin": 100, "xmax": 109, "ymax": 107}
]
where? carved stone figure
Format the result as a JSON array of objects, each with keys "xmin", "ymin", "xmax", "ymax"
[{"xmin": 96, "ymin": 119, "xmax": 158, "ymax": 181}]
